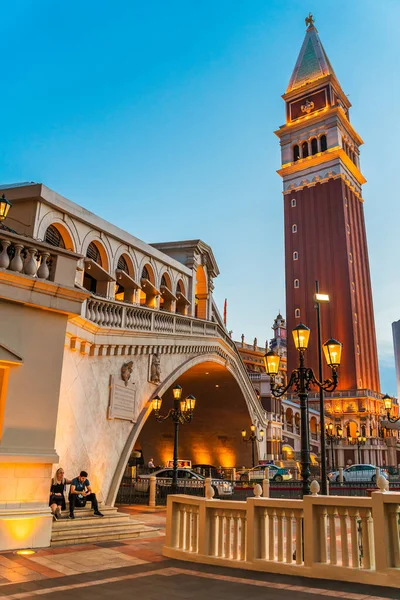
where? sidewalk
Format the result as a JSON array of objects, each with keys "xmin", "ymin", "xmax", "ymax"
[{"xmin": 0, "ymin": 508, "xmax": 397, "ymax": 600}]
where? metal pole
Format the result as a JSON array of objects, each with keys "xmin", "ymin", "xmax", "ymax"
[
  {"xmin": 316, "ymin": 280, "xmax": 328, "ymax": 495},
  {"xmin": 251, "ymin": 436, "xmax": 255, "ymax": 468},
  {"xmin": 172, "ymin": 406, "xmax": 179, "ymax": 494},
  {"xmin": 299, "ymin": 350, "xmax": 311, "ymax": 496}
]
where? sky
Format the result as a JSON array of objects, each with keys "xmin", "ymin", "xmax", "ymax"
[{"xmin": 1, "ymin": 1, "xmax": 399, "ymax": 394}]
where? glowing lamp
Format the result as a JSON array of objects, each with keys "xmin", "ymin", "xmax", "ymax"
[
  {"xmin": 323, "ymin": 338, "xmax": 342, "ymax": 368},
  {"xmin": 348, "ymin": 436, "xmax": 353, "ymax": 443},
  {"xmin": 264, "ymin": 350, "xmax": 280, "ymax": 376},
  {"xmin": 260, "ymin": 429, "xmax": 265, "ymax": 438},
  {"xmin": 172, "ymin": 385, "xmax": 182, "ymax": 400},
  {"xmin": 292, "ymin": 323, "xmax": 310, "ymax": 351},
  {"xmin": 329, "ymin": 423, "xmax": 333, "ymax": 431},
  {"xmin": 250, "ymin": 424, "xmax": 256, "ymax": 433},
  {"xmin": 383, "ymin": 394, "xmax": 392, "ymax": 412},
  {"xmin": 185, "ymin": 394, "xmax": 196, "ymax": 412},
  {"xmin": 15, "ymin": 549, "xmax": 36, "ymax": 556},
  {"xmin": 0, "ymin": 194, "xmax": 11, "ymax": 221},
  {"xmin": 337, "ymin": 426, "xmax": 343, "ymax": 437},
  {"xmin": 241, "ymin": 429, "xmax": 246, "ymax": 439},
  {"xmin": 152, "ymin": 395, "xmax": 162, "ymax": 412},
  {"xmin": 314, "ymin": 292, "xmax": 330, "ymax": 303}
]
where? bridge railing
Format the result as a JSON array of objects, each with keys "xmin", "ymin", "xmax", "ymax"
[{"xmin": 164, "ymin": 490, "xmax": 400, "ymax": 588}]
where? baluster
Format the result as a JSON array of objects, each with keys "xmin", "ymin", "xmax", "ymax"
[
  {"xmin": 93, "ymin": 302, "xmax": 100, "ymax": 324},
  {"xmin": 209, "ymin": 511, "xmax": 218, "ymax": 556},
  {"xmin": 276, "ymin": 508, "xmax": 284, "ymax": 562},
  {"xmin": 359, "ymin": 507, "xmax": 374, "ymax": 570},
  {"xmin": 179, "ymin": 507, "xmax": 186, "ymax": 550},
  {"xmin": 217, "ymin": 512, "xmax": 225, "ymax": 557},
  {"xmin": 225, "ymin": 512, "xmax": 232, "ymax": 559},
  {"xmin": 388, "ymin": 504, "xmax": 400, "ymax": 567},
  {"xmin": 268, "ymin": 508, "xmax": 275, "ymax": 560},
  {"xmin": 285, "ymin": 509, "xmax": 293, "ymax": 564},
  {"xmin": 338, "ymin": 507, "xmax": 349, "ymax": 567},
  {"xmin": 348, "ymin": 508, "xmax": 360, "ymax": 568},
  {"xmin": 259, "ymin": 509, "xmax": 267, "ymax": 559},
  {"xmin": 37, "ymin": 252, "xmax": 50, "ymax": 279},
  {"xmin": 0, "ymin": 239, "xmax": 11, "ymax": 269},
  {"xmin": 232, "ymin": 515, "xmax": 240, "ymax": 560},
  {"xmin": 240, "ymin": 513, "xmax": 246, "ymax": 560},
  {"xmin": 23, "ymin": 247, "xmax": 38, "ymax": 276},
  {"xmin": 327, "ymin": 506, "xmax": 337, "ymax": 565},
  {"xmin": 192, "ymin": 509, "xmax": 198, "ymax": 553},
  {"xmin": 108, "ymin": 305, "xmax": 114, "ymax": 327},
  {"xmin": 10, "ymin": 243, "xmax": 24, "ymax": 272},
  {"xmin": 185, "ymin": 506, "xmax": 192, "ymax": 551},
  {"xmin": 295, "ymin": 511, "xmax": 303, "ymax": 564},
  {"xmin": 319, "ymin": 506, "xmax": 328, "ymax": 563}
]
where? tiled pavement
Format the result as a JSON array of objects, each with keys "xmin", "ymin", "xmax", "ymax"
[{"xmin": 0, "ymin": 508, "xmax": 398, "ymax": 600}]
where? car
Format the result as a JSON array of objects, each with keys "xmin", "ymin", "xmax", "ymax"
[
  {"xmin": 328, "ymin": 464, "xmax": 388, "ymax": 483},
  {"xmin": 136, "ymin": 467, "xmax": 234, "ymax": 497},
  {"xmin": 237, "ymin": 464, "xmax": 292, "ymax": 482}
]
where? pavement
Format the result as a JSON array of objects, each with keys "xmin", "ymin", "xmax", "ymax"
[{"xmin": 0, "ymin": 506, "xmax": 398, "ymax": 600}]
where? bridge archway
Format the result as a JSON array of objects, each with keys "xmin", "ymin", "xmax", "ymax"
[{"xmin": 107, "ymin": 352, "xmax": 263, "ymax": 504}]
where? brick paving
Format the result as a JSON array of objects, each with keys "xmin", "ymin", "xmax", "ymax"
[{"xmin": 0, "ymin": 508, "xmax": 397, "ymax": 600}]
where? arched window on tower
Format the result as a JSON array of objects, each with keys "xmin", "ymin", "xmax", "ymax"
[
  {"xmin": 295, "ymin": 308, "xmax": 301, "ymax": 318},
  {"xmin": 292, "ymin": 224, "xmax": 297, "ymax": 233},
  {"xmin": 320, "ymin": 135, "xmax": 327, "ymax": 152},
  {"xmin": 302, "ymin": 141, "xmax": 309, "ymax": 158},
  {"xmin": 311, "ymin": 138, "xmax": 318, "ymax": 155},
  {"xmin": 294, "ymin": 279, "xmax": 299, "ymax": 288},
  {"xmin": 293, "ymin": 251, "xmax": 298, "ymax": 260},
  {"xmin": 293, "ymin": 145, "xmax": 300, "ymax": 162}
]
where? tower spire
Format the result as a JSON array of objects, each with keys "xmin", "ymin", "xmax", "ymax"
[{"xmin": 287, "ymin": 15, "xmax": 337, "ymax": 93}]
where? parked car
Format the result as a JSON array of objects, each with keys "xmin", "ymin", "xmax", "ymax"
[
  {"xmin": 237, "ymin": 464, "xmax": 292, "ymax": 482},
  {"xmin": 328, "ymin": 464, "xmax": 388, "ymax": 483},
  {"xmin": 136, "ymin": 468, "xmax": 234, "ymax": 497},
  {"xmin": 192, "ymin": 464, "xmax": 221, "ymax": 478}
]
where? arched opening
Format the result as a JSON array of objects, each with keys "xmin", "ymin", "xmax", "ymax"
[
  {"xmin": 285, "ymin": 408, "xmax": 293, "ymax": 432},
  {"xmin": 140, "ymin": 263, "xmax": 159, "ymax": 308},
  {"xmin": 160, "ymin": 272, "xmax": 176, "ymax": 312},
  {"xmin": 293, "ymin": 145, "xmax": 300, "ymax": 162},
  {"xmin": 302, "ymin": 141, "xmax": 309, "ymax": 158},
  {"xmin": 44, "ymin": 222, "xmax": 74, "ymax": 251},
  {"xmin": 310, "ymin": 416, "xmax": 318, "ymax": 440},
  {"xmin": 115, "ymin": 253, "xmax": 139, "ymax": 303},
  {"xmin": 294, "ymin": 278, "xmax": 299, "ymax": 288},
  {"xmin": 195, "ymin": 265, "xmax": 208, "ymax": 319},
  {"xmin": 294, "ymin": 412, "xmax": 300, "ymax": 434},
  {"xmin": 320, "ymin": 134, "xmax": 327, "ymax": 152},
  {"xmin": 176, "ymin": 280, "xmax": 190, "ymax": 315},
  {"xmin": 311, "ymin": 137, "xmax": 318, "ymax": 155},
  {"xmin": 282, "ymin": 444, "xmax": 294, "ymax": 461},
  {"xmin": 346, "ymin": 421, "xmax": 358, "ymax": 438},
  {"xmin": 83, "ymin": 240, "xmax": 112, "ymax": 296},
  {"xmin": 295, "ymin": 308, "xmax": 300, "ymax": 319}
]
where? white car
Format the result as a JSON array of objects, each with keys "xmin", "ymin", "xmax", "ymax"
[
  {"xmin": 237, "ymin": 464, "xmax": 292, "ymax": 482},
  {"xmin": 136, "ymin": 468, "xmax": 234, "ymax": 497},
  {"xmin": 328, "ymin": 464, "xmax": 388, "ymax": 483}
]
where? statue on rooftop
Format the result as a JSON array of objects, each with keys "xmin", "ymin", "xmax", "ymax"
[{"xmin": 305, "ymin": 13, "xmax": 315, "ymax": 29}]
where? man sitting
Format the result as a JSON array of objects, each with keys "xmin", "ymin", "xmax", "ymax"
[{"xmin": 69, "ymin": 470, "xmax": 104, "ymax": 519}]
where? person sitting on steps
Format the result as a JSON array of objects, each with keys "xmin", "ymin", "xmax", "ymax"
[
  {"xmin": 50, "ymin": 467, "xmax": 71, "ymax": 520},
  {"xmin": 68, "ymin": 470, "xmax": 104, "ymax": 519}
]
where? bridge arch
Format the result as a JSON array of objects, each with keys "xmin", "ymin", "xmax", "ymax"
[{"xmin": 107, "ymin": 351, "xmax": 263, "ymax": 504}]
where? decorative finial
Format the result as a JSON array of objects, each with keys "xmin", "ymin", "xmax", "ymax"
[{"xmin": 305, "ymin": 13, "xmax": 315, "ymax": 29}]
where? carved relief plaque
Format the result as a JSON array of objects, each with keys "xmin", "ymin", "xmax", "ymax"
[{"xmin": 108, "ymin": 375, "xmax": 136, "ymax": 422}]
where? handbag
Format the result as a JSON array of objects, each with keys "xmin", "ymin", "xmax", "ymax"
[{"xmin": 75, "ymin": 494, "xmax": 87, "ymax": 508}]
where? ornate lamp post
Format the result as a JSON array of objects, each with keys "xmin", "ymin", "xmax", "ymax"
[
  {"xmin": 241, "ymin": 424, "xmax": 264, "ymax": 468},
  {"xmin": 325, "ymin": 423, "xmax": 343, "ymax": 471},
  {"xmin": 0, "ymin": 195, "xmax": 11, "ymax": 223},
  {"xmin": 383, "ymin": 394, "xmax": 400, "ymax": 424},
  {"xmin": 152, "ymin": 384, "xmax": 196, "ymax": 494},
  {"xmin": 264, "ymin": 324, "xmax": 342, "ymax": 496}
]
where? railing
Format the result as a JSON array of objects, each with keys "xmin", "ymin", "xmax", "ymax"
[
  {"xmin": 0, "ymin": 229, "xmax": 81, "ymax": 287},
  {"xmin": 164, "ymin": 489, "xmax": 400, "ymax": 588}
]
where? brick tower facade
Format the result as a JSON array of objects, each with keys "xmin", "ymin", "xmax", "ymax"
[{"xmin": 275, "ymin": 16, "xmax": 380, "ymax": 396}]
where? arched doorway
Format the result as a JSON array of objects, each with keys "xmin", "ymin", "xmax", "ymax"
[{"xmin": 195, "ymin": 265, "xmax": 208, "ymax": 319}]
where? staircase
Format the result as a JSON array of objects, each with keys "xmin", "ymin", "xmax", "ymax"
[{"xmin": 51, "ymin": 505, "xmax": 160, "ymax": 547}]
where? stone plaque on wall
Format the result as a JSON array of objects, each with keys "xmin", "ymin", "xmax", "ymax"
[{"xmin": 108, "ymin": 375, "xmax": 136, "ymax": 422}]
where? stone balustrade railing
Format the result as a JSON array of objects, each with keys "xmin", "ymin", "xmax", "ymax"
[
  {"xmin": 0, "ymin": 229, "xmax": 81, "ymax": 288},
  {"xmin": 164, "ymin": 490, "xmax": 400, "ymax": 588}
]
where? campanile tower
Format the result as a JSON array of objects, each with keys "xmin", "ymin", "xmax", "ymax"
[{"xmin": 275, "ymin": 15, "xmax": 380, "ymax": 395}]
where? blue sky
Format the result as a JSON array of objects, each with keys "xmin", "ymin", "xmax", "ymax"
[{"xmin": 1, "ymin": 1, "xmax": 399, "ymax": 393}]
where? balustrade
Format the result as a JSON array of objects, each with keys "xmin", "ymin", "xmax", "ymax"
[{"xmin": 0, "ymin": 236, "xmax": 53, "ymax": 280}]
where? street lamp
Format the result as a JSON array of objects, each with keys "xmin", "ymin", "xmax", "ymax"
[
  {"xmin": 0, "ymin": 195, "xmax": 11, "ymax": 222},
  {"xmin": 152, "ymin": 384, "xmax": 196, "ymax": 493},
  {"xmin": 241, "ymin": 424, "xmax": 264, "ymax": 468},
  {"xmin": 325, "ymin": 423, "xmax": 342, "ymax": 471},
  {"xmin": 347, "ymin": 430, "xmax": 366, "ymax": 463},
  {"xmin": 264, "ymin": 324, "xmax": 342, "ymax": 496},
  {"xmin": 314, "ymin": 281, "xmax": 330, "ymax": 494},
  {"xmin": 383, "ymin": 394, "xmax": 400, "ymax": 424}
]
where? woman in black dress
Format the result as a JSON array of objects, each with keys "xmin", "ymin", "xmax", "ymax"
[{"xmin": 50, "ymin": 468, "xmax": 71, "ymax": 520}]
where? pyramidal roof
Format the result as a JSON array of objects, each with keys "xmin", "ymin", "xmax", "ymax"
[{"xmin": 286, "ymin": 17, "xmax": 337, "ymax": 93}]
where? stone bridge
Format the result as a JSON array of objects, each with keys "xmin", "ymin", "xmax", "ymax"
[{"xmin": 60, "ymin": 297, "xmax": 266, "ymax": 506}]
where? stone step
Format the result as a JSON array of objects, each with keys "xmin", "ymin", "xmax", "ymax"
[{"xmin": 50, "ymin": 506, "xmax": 160, "ymax": 546}]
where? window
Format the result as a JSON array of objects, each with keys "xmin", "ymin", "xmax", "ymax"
[
  {"xmin": 86, "ymin": 242, "xmax": 102, "ymax": 265},
  {"xmin": 320, "ymin": 134, "xmax": 327, "ymax": 152},
  {"xmin": 292, "ymin": 224, "xmax": 297, "ymax": 233},
  {"xmin": 293, "ymin": 145, "xmax": 300, "ymax": 162},
  {"xmin": 294, "ymin": 279, "xmax": 299, "ymax": 288},
  {"xmin": 141, "ymin": 266, "xmax": 150, "ymax": 280},
  {"xmin": 311, "ymin": 137, "xmax": 318, "ymax": 155},
  {"xmin": 302, "ymin": 141, "xmax": 309, "ymax": 158},
  {"xmin": 295, "ymin": 308, "xmax": 300, "ymax": 318},
  {"xmin": 45, "ymin": 224, "xmax": 65, "ymax": 249},
  {"xmin": 161, "ymin": 275, "xmax": 167, "ymax": 287},
  {"xmin": 291, "ymin": 198, "xmax": 296, "ymax": 207},
  {"xmin": 293, "ymin": 251, "xmax": 298, "ymax": 260},
  {"xmin": 117, "ymin": 255, "xmax": 129, "ymax": 273}
]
